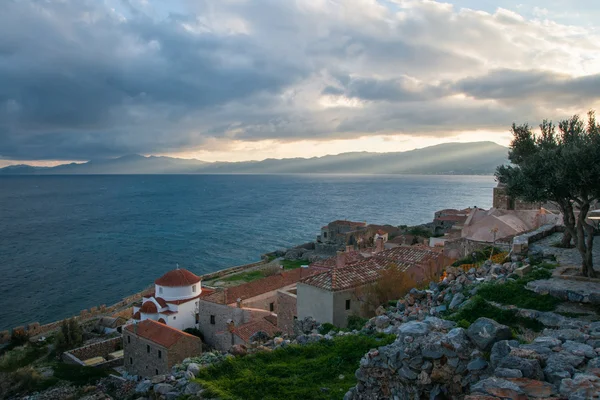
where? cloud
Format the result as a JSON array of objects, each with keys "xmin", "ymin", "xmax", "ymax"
[{"xmin": 1, "ymin": 0, "xmax": 600, "ymax": 160}]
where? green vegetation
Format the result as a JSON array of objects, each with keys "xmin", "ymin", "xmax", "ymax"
[
  {"xmin": 55, "ymin": 318, "xmax": 83, "ymax": 352},
  {"xmin": 447, "ymin": 296, "xmax": 544, "ymax": 332},
  {"xmin": 195, "ymin": 334, "xmax": 395, "ymax": 400},
  {"xmin": 53, "ymin": 363, "xmax": 109, "ymax": 386},
  {"xmin": 0, "ymin": 344, "xmax": 47, "ymax": 373},
  {"xmin": 346, "ymin": 316, "xmax": 368, "ymax": 331},
  {"xmin": 280, "ymin": 259, "xmax": 308, "ymax": 270},
  {"xmin": 218, "ymin": 259, "xmax": 307, "ymax": 284},
  {"xmin": 406, "ymin": 226, "xmax": 432, "ymax": 238},
  {"xmin": 184, "ymin": 327, "xmax": 205, "ymax": 341},
  {"xmin": 477, "ymin": 266, "xmax": 559, "ymax": 312}
]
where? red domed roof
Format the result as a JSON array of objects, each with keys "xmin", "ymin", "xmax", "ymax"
[
  {"xmin": 140, "ymin": 301, "xmax": 158, "ymax": 313},
  {"xmin": 133, "ymin": 311, "xmax": 141, "ymax": 320},
  {"xmin": 155, "ymin": 269, "xmax": 201, "ymax": 287}
]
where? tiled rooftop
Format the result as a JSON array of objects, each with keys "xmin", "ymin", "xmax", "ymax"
[
  {"xmin": 124, "ymin": 320, "xmax": 200, "ymax": 348},
  {"xmin": 232, "ymin": 317, "xmax": 279, "ymax": 342},
  {"xmin": 155, "ymin": 268, "xmax": 201, "ymax": 287}
]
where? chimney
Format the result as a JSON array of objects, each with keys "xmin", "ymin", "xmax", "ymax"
[
  {"xmin": 236, "ymin": 298, "xmax": 242, "ymax": 308},
  {"xmin": 375, "ymin": 237, "xmax": 384, "ymax": 253},
  {"xmin": 336, "ymin": 251, "xmax": 346, "ymax": 269},
  {"xmin": 346, "ymin": 245, "xmax": 353, "ymax": 253}
]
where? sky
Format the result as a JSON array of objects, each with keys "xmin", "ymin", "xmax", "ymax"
[{"xmin": 1, "ymin": 0, "xmax": 600, "ymax": 166}]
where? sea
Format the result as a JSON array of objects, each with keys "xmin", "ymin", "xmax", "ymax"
[{"xmin": 0, "ymin": 174, "xmax": 495, "ymax": 330}]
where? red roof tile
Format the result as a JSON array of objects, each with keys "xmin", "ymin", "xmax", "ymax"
[
  {"xmin": 155, "ymin": 269, "xmax": 201, "ymax": 287},
  {"xmin": 222, "ymin": 268, "xmax": 319, "ymax": 304},
  {"xmin": 165, "ymin": 293, "xmax": 201, "ymax": 305},
  {"xmin": 309, "ymin": 251, "xmax": 365, "ymax": 270},
  {"xmin": 132, "ymin": 311, "xmax": 141, "ymax": 320},
  {"xmin": 140, "ymin": 301, "xmax": 158, "ymax": 313},
  {"xmin": 155, "ymin": 297, "xmax": 168, "ymax": 308},
  {"xmin": 301, "ymin": 246, "xmax": 445, "ymax": 292},
  {"xmin": 232, "ymin": 317, "xmax": 279, "ymax": 342},
  {"xmin": 124, "ymin": 320, "xmax": 201, "ymax": 348}
]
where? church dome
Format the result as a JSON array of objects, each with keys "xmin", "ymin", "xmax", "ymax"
[{"xmin": 155, "ymin": 269, "xmax": 201, "ymax": 287}]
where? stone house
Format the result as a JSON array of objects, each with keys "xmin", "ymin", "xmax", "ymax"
[
  {"xmin": 297, "ymin": 246, "xmax": 447, "ymax": 328},
  {"xmin": 197, "ymin": 267, "xmax": 319, "ymax": 350},
  {"xmin": 123, "ymin": 319, "xmax": 202, "ymax": 377},
  {"xmin": 318, "ymin": 220, "xmax": 367, "ymax": 245}
]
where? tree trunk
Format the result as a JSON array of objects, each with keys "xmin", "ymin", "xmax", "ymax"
[
  {"xmin": 576, "ymin": 202, "xmax": 597, "ymax": 278},
  {"xmin": 560, "ymin": 231, "xmax": 572, "ymax": 247}
]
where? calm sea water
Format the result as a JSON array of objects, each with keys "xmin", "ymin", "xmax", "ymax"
[{"xmin": 0, "ymin": 174, "xmax": 495, "ymax": 330}]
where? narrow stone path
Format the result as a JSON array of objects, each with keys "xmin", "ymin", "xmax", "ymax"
[{"xmin": 529, "ymin": 232, "xmax": 600, "ymax": 271}]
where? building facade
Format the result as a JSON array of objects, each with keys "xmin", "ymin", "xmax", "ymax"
[{"xmin": 123, "ymin": 320, "xmax": 202, "ymax": 377}]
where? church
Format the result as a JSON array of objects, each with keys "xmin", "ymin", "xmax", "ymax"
[{"xmin": 132, "ymin": 268, "xmax": 202, "ymax": 331}]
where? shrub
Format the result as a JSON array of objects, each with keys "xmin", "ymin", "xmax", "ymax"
[
  {"xmin": 448, "ymin": 296, "xmax": 544, "ymax": 332},
  {"xmin": 346, "ymin": 316, "xmax": 368, "ymax": 331},
  {"xmin": 55, "ymin": 318, "xmax": 83, "ymax": 352},
  {"xmin": 318, "ymin": 323, "xmax": 337, "ymax": 335},
  {"xmin": 0, "ymin": 344, "xmax": 47, "ymax": 373},
  {"xmin": 184, "ymin": 328, "xmax": 205, "ymax": 342},
  {"xmin": 53, "ymin": 363, "xmax": 108, "ymax": 386},
  {"xmin": 10, "ymin": 330, "xmax": 29, "ymax": 347},
  {"xmin": 477, "ymin": 279, "xmax": 560, "ymax": 311}
]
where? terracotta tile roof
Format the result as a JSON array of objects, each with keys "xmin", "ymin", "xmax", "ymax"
[
  {"xmin": 309, "ymin": 251, "xmax": 365, "ymax": 270},
  {"xmin": 140, "ymin": 301, "xmax": 158, "ymax": 313},
  {"xmin": 132, "ymin": 311, "xmax": 141, "ymax": 320},
  {"xmin": 154, "ymin": 297, "xmax": 168, "ymax": 308},
  {"xmin": 264, "ymin": 315, "xmax": 278, "ymax": 326},
  {"xmin": 155, "ymin": 269, "xmax": 201, "ymax": 287},
  {"xmin": 388, "ymin": 235, "xmax": 416, "ymax": 245},
  {"xmin": 329, "ymin": 220, "xmax": 367, "ymax": 227},
  {"xmin": 124, "ymin": 320, "xmax": 201, "ymax": 348},
  {"xmin": 232, "ymin": 317, "xmax": 279, "ymax": 343},
  {"xmin": 301, "ymin": 246, "xmax": 444, "ymax": 292},
  {"xmin": 223, "ymin": 267, "xmax": 319, "ymax": 304}
]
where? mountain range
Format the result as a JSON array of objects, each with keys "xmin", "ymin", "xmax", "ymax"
[{"xmin": 0, "ymin": 141, "xmax": 508, "ymax": 175}]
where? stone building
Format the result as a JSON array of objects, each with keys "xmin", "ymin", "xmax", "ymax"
[
  {"xmin": 318, "ymin": 220, "xmax": 367, "ymax": 246},
  {"xmin": 123, "ymin": 319, "xmax": 202, "ymax": 377},
  {"xmin": 493, "ymin": 182, "xmax": 541, "ymax": 210},
  {"xmin": 297, "ymin": 246, "xmax": 447, "ymax": 328}
]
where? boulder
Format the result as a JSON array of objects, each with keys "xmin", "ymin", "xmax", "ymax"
[
  {"xmin": 497, "ymin": 356, "xmax": 544, "ymax": 380},
  {"xmin": 449, "ymin": 293, "xmax": 465, "ymax": 310},
  {"xmin": 187, "ymin": 362, "xmax": 200, "ymax": 376},
  {"xmin": 184, "ymin": 381, "xmax": 204, "ymax": 395},
  {"xmin": 470, "ymin": 377, "xmax": 525, "ymax": 398},
  {"xmin": 467, "ymin": 318, "xmax": 512, "ymax": 351},
  {"xmin": 153, "ymin": 383, "xmax": 174, "ymax": 395},
  {"xmin": 559, "ymin": 373, "xmax": 600, "ymax": 400},
  {"xmin": 494, "ymin": 368, "xmax": 523, "ymax": 379},
  {"xmin": 563, "ymin": 340, "xmax": 596, "ymax": 359},
  {"xmin": 374, "ymin": 315, "xmax": 390, "ymax": 329},
  {"xmin": 135, "ymin": 380, "xmax": 152, "ymax": 393},
  {"xmin": 229, "ymin": 344, "xmax": 248, "ymax": 357},
  {"xmin": 398, "ymin": 321, "xmax": 430, "ymax": 337}
]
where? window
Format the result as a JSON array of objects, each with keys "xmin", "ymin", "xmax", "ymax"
[
  {"xmin": 345, "ymin": 299, "xmax": 351, "ymax": 310},
  {"xmin": 210, "ymin": 315, "xmax": 216, "ymax": 325},
  {"xmin": 195, "ymin": 313, "xmax": 199, "ymax": 323},
  {"xmin": 159, "ymin": 287, "xmax": 163, "ymax": 294},
  {"xmin": 269, "ymin": 302, "xmax": 274, "ymax": 312},
  {"xmin": 158, "ymin": 350, "xmax": 162, "ymax": 359},
  {"xmin": 156, "ymin": 369, "xmax": 159, "ymax": 376},
  {"xmin": 147, "ymin": 345, "xmax": 150, "ymax": 353},
  {"xmin": 173, "ymin": 316, "xmax": 176, "ymax": 320},
  {"xmin": 129, "ymin": 357, "xmax": 133, "ymax": 365},
  {"xmin": 293, "ymin": 316, "xmax": 298, "ymax": 321},
  {"xmin": 323, "ymin": 232, "xmax": 327, "ymax": 238},
  {"xmin": 127, "ymin": 335, "xmax": 131, "ymax": 343},
  {"xmin": 192, "ymin": 285, "xmax": 197, "ymax": 292}
]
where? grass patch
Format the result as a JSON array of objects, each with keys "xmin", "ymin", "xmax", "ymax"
[
  {"xmin": 447, "ymin": 296, "xmax": 544, "ymax": 332},
  {"xmin": 220, "ymin": 270, "xmax": 265, "ymax": 283},
  {"xmin": 195, "ymin": 334, "xmax": 395, "ymax": 400},
  {"xmin": 280, "ymin": 259, "xmax": 308, "ymax": 270},
  {"xmin": 0, "ymin": 344, "xmax": 47, "ymax": 372},
  {"xmin": 53, "ymin": 363, "xmax": 109, "ymax": 386}
]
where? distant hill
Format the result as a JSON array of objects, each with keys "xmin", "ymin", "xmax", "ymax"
[{"xmin": 0, "ymin": 142, "xmax": 508, "ymax": 175}]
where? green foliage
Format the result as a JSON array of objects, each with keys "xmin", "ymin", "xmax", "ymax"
[
  {"xmin": 451, "ymin": 247, "xmax": 502, "ymax": 267},
  {"xmin": 55, "ymin": 318, "xmax": 83, "ymax": 352},
  {"xmin": 407, "ymin": 226, "xmax": 432, "ymax": 238},
  {"xmin": 318, "ymin": 323, "xmax": 337, "ymax": 335},
  {"xmin": 477, "ymin": 272, "xmax": 560, "ymax": 312},
  {"xmin": 195, "ymin": 334, "xmax": 395, "ymax": 400},
  {"xmin": 10, "ymin": 330, "xmax": 30, "ymax": 347},
  {"xmin": 346, "ymin": 316, "xmax": 368, "ymax": 331},
  {"xmin": 280, "ymin": 259, "xmax": 308, "ymax": 270},
  {"xmin": 184, "ymin": 328, "xmax": 205, "ymax": 341},
  {"xmin": 53, "ymin": 363, "xmax": 108, "ymax": 386},
  {"xmin": 0, "ymin": 344, "xmax": 47, "ymax": 372},
  {"xmin": 456, "ymin": 319, "xmax": 471, "ymax": 329},
  {"xmin": 447, "ymin": 296, "xmax": 544, "ymax": 332}
]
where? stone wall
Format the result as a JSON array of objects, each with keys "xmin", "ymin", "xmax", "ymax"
[
  {"xmin": 64, "ymin": 337, "xmax": 123, "ymax": 365},
  {"xmin": 443, "ymin": 237, "xmax": 510, "ymax": 260},
  {"xmin": 200, "ymin": 259, "xmax": 268, "ymax": 282},
  {"xmin": 124, "ymin": 332, "xmax": 169, "ymax": 377},
  {"xmin": 276, "ymin": 290, "xmax": 297, "ymax": 335},
  {"xmin": 197, "ymin": 299, "xmax": 252, "ymax": 351},
  {"xmin": 512, "ymin": 224, "xmax": 562, "ymax": 255}
]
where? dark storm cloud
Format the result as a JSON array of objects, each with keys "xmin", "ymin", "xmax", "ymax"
[{"xmin": 1, "ymin": 0, "xmax": 600, "ymax": 160}]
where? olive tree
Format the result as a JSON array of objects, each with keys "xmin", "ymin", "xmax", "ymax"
[{"xmin": 496, "ymin": 111, "xmax": 600, "ymax": 277}]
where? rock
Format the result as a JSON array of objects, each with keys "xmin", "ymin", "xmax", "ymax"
[
  {"xmin": 470, "ymin": 377, "xmax": 525, "ymax": 398},
  {"xmin": 508, "ymin": 378, "xmax": 556, "ymax": 398},
  {"xmin": 467, "ymin": 318, "xmax": 512, "ymax": 351},
  {"xmin": 187, "ymin": 362, "xmax": 200, "ymax": 376},
  {"xmin": 559, "ymin": 373, "xmax": 600, "ymax": 400},
  {"xmin": 449, "ymin": 292, "xmax": 466, "ymax": 310},
  {"xmin": 229, "ymin": 344, "xmax": 248, "ymax": 357},
  {"xmin": 542, "ymin": 328, "xmax": 587, "ymax": 343},
  {"xmin": 184, "ymin": 370, "xmax": 195, "ymax": 380},
  {"xmin": 398, "ymin": 321, "xmax": 430, "ymax": 336},
  {"xmin": 375, "ymin": 315, "xmax": 390, "ymax": 329},
  {"xmin": 563, "ymin": 340, "xmax": 596, "ymax": 358},
  {"xmin": 467, "ymin": 358, "xmax": 489, "ymax": 371},
  {"xmin": 514, "ymin": 264, "xmax": 532, "ymax": 277},
  {"xmin": 490, "ymin": 340, "xmax": 519, "ymax": 368},
  {"xmin": 135, "ymin": 380, "xmax": 152, "ymax": 393},
  {"xmin": 151, "ymin": 375, "xmax": 166, "ymax": 384},
  {"xmin": 544, "ymin": 353, "xmax": 582, "ymax": 384},
  {"xmin": 153, "ymin": 383, "xmax": 174, "ymax": 395},
  {"xmin": 184, "ymin": 382, "xmax": 203, "ymax": 395},
  {"xmin": 494, "ymin": 368, "xmax": 523, "ymax": 378},
  {"xmin": 443, "ymin": 327, "xmax": 470, "ymax": 353},
  {"xmin": 533, "ymin": 336, "xmax": 563, "ymax": 347},
  {"xmin": 497, "ymin": 356, "xmax": 544, "ymax": 380}
]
